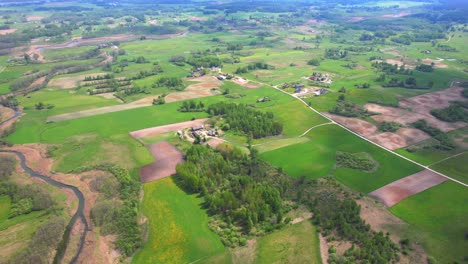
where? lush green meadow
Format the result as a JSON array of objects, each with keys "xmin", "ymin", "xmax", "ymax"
[
  {"xmin": 255, "ymin": 221, "xmax": 321, "ymax": 264},
  {"xmin": 390, "ymin": 181, "xmax": 468, "ymax": 263},
  {"xmin": 133, "ymin": 177, "xmax": 225, "ymax": 264},
  {"xmin": 430, "ymin": 152, "xmax": 468, "ymax": 184},
  {"xmin": 261, "ymin": 125, "xmax": 422, "ymax": 193}
]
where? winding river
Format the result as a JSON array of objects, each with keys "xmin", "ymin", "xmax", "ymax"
[{"xmin": 0, "ymin": 149, "xmax": 88, "ymax": 263}]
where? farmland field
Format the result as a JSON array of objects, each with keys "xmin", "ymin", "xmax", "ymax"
[
  {"xmin": 133, "ymin": 177, "xmax": 225, "ymax": 264},
  {"xmin": 261, "ymin": 125, "xmax": 422, "ymax": 193},
  {"xmin": 390, "ymin": 181, "xmax": 468, "ymax": 264},
  {"xmin": 1, "ymin": 0, "xmax": 467, "ymax": 263}
]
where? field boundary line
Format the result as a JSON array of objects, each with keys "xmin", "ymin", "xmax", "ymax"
[
  {"xmin": 428, "ymin": 151, "xmax": 467, "ymax": 167},
  {"xmin": 239, "ymin": 76, "xmax": 468, "ymax": 188}
]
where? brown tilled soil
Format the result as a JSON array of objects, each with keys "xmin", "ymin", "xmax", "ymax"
[
  {"xmin": 165, "ymin": 75, "xmax": 222, "ymax": 102},
  {"xmin": 204, "ymin": 137, "xmax": 225, "ymax": 148},
  {"xmin": 129, "ymin": 118, "xmax": 208, "ymax": 139},
  {"xmin": 26, "ymin": 16, "xmax": 44, "ymax": 21},
  {"xmin": 0, "ymin": 106, "xmax": 15, "ymax": 122},
  {"xmin": 366, "ymin": 86, "xmax": 467, "ymax": 133},
  {"xmin": 324, "ymin": 113, "xmax": 377, "ymax": 136},
  {"xmin": 325, "ymin": 112, "xmax": 432, "ymax": 150},
  {"xmin": 48, "ymin": 76, "xmax": 84, "ymax": 89},
  {"xmin": 139, "ymin": 141, "xmax": 184, "ymax": 183},
  {"xmin": 422, "ymin": 58, "xmax": 448, "ymax": 69},
  {"xmin": 384, "ymin": 58, "xmax": 416, "ymax": 69},
  {"xmin": 0, "ymin": 29, "xmax": 16, "ymax": 35},
  {"xmin": 357, "ymin": 197, "xmax": 427, "ymax": 263},
  {"xmin": 369, "ymin": 170, "xmax": 447, "ymax": 207},
  {"xmin": 232, "ymin": 77, "xmax": 262, "ymax": 89}
]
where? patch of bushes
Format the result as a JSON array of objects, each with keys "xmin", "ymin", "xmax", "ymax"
[
  {"xmin": 154, "ymin": 77, "xmax": 185, "ymax": 91},
  {"xmin": 330, "ymin": 99, "xmax": 369, "ymax": 118},
  {"xmin": 71, "ymin": 164, "xmax": 141, "ymax": 257},
  {"xmin": 430, "ymin": 104, "xmax": 468, "ymax": 122},
  {"xmin": 412, "ymin": 120, "xmax": 455, "ymax": 150},
  {"xmin": 178, "ymin": 100, "xmax": 205, "ymax": 112},
  {"xmin": 336, "ymin": 151, "xmax": 379, "ymax": 172},
  {"xmin": 377, "ymin": 121, "xmax": 402, "ymax": 132}
]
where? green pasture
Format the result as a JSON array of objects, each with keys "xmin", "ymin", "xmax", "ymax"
[
  {"xmin": 390, "ymin": 181, "xmax": 468, "ymax": 264},
  {"xmin": 260, "ymin": 125, "xmax": 422, "ymax": 193},
  {"xmin": 18, "ymin": 89, "xmax": 118, "ymax": 115},
  {"xmin": 430, "ymin": 152, "xmax": 468, "ymax": 184},
  {"xmin": 0, "ymin": 196, "xmax": 11, "ymax": 223},
  {"xmin": 255, "ymin": 221, "xmax": 322, "ymax": 264},
  {"xmin": 132, "ymin": 177, "xmax": 225, "ymax": 264}
]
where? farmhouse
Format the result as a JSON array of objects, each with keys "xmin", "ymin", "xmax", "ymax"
[{"xmin": 192, "ymin": 125, "xmax": 204, "ymax": 131}]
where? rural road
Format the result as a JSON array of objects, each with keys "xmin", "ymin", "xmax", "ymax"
[{"xmin": 238, "ymin": 75, "xmax": 468, "ymax": 188}]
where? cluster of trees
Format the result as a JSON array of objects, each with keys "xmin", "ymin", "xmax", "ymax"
[
  {"xmin": 206, "ymin": 102, "xmax": 283, "ymax": 138},
  {"xmin": 330, "ymin": 98, "xmax": 369, "ymax": 118},
  {"xmin": 307, "ymin": 58, "xmax": 321, "ymax": 66},
  {"xmin": 415, "ymin": 64, "xmax": 434, "ymax": 72},
  {"xmin": 431, "ymin": 103, "xmax": 468, "ymax": 122},
  {"xmin": 336, "ymin": 152, "xmax": 378, "ymax": 173},
  {"xmin": 382, "ymin": 77, "xmax": 432, "ymax": 89},
  {"xmin": 178, "ymin": 100, "xmax": 205, "ymax": 112},
  {"xmin": 311, "ymin": 193, "xmax": 400, "ymax": 264},
  {"xmin": 84, "ymin": 74, "xmax": 114, "ymax": 81},
  {"xmin": 325, "ymin": 48, "xmax": 348, "ymax": 59},
  {"xmin": 34, "ymin": 102, "xmax": 54, "ymax": 110},
  {"xmin": 11, "ymin": 216, "xmax": 67, "ymax": 264},
  {"xmin": 154, "ymin": 77, "xmax": 185, "ymax": 91},
  {"xmin": 377, "ymin": 121, "xmax": 402, "ymax": 132},
  {"xmin": 176, "ymin": 145, "xmax": 288, "ymax": 246},
  {"xmin": 71, "ymin": 164, "xmax": 141, "ymax": 257},
  {"xmin": 186, "ymin": 55, "xmax": 223, "ymax": 68},
  {"xmin": 371, "ymin": 61, "xmax": 412, "ymax": 75},
  {"xmin": 412, "ymin": 120, "xmax": 455, "ymax": 150},
  {"xmin": 235, "ymin": 62, "xmax": 274, "ymax": 74}
]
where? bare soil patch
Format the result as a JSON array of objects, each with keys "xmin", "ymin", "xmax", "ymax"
[
  {"xmin": 324, "ymin": 113, "xmax": 378, "ymax": 136},
  {"xmin": 0, "ymin": 106, "xmax": 15, "ymax": 122},
  {"xmin": 381, "ymin": 11, "xmax": 412, "ymax": 18},
  {"xmin": 130, "ymin": 118, "xmax": 208, "ymax": 139},
  {"xmin": 422, "ymin": 58, "xmax": 448, "ymax": 69},
  {"xmin": 93, "ymin": 92, "xmax": 123, "ymax": 103},
  {"xmin": 48, "ymin": 74, "xmax": 94, "ymax": 89},
  {"xmin": 26, "ymin": 16, "xmax": 44, "ymax": 21},
  {"xmin": 232, "ymin": 77, "xmax": 262, "ymax": 89},
  {"xmin": 396, "ymin": 128, "xmax": 431, "ymax": 146},
  {"xmin": 139, "ymin": 141, "xmax": 184, "ymax": 183},
  {"xmin": 165, "ymin": 75, "xmax": 222, "ymax": 103},
  {"xmin": 368, "ymin": 132, "xmax": 407, "ymax": 150},
  {"xmin": 357, "ymin": 197, "xmax": 427, "ymax": 263},
  {"xmin": 204, "ymin": 137, "xmax": 225, "ymax": 148},
  {"xmin": 384, "ymin": 58, "xmax": 416, "ymax": 69},
  {"xmin": 369, "ymin": 170, "xmax": 447, "ymax": 207},
  {"xmin": 0, "ymin": 29, "xmax": 16, "ymax": 35}
]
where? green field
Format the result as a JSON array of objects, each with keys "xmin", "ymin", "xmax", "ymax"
[
  {"xmin": 255, "ymin": 221, "xmax": 321, "ymax": 264},
  {"xmin": 0, "ymin": 196, "xmax": 11, "ymax": 222},
  {"xmin": 430, "ymin": 152, "xmax": 468, "ymax": 184},
  {"xmin": 260, "ymin": 125, "xmax": 422, "ymax": 193},
  {"xmin": 133, "ymin": 177, "xmax": 225, "ymax": 264},
  {"xmin": 390, "ymin": 181, "xmax": 468, "ymax": 263}
]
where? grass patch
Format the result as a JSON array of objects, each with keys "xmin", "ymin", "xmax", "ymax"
[
  {"xmin": 430, "ymin": 152, "xmax": 468, "ymax": 184},
  {"xmin": 390, "ymin": 181, "xmax": 468, "ymax": 264},
  {"xmin": 260, "ymin": 125, "xmax": 421, "ymax": 193},
  {"xmin": 255, "ymin": 221, "xmax": 322, "ymax": 264},
  {"xmin": 132, "ymin": 177, "xmax": 225, "ymax": 264},
  {"xmin": 0, "ymin": 196, "xmax": 11, "ymax": 222}
]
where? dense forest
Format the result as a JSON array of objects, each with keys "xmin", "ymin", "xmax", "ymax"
[
  {"xmin": 176, "ymin": 143, "xmax": 401, "ymax": 261},
  {"xmin": 206, "ymin": 102, "xmax": 283, "ymax": 138}
]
